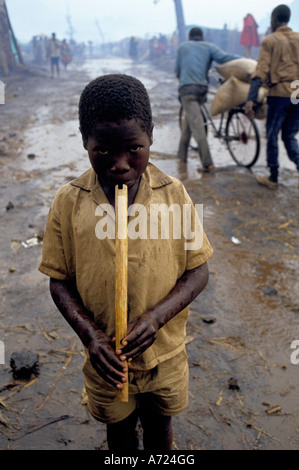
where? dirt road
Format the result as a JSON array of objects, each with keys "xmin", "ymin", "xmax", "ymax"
[{"xmin": 0, "ymin": 56, "xmax": 299, "ymax": 450}]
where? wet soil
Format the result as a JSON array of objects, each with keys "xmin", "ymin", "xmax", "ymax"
[{"xmin": 0, "ymin": 57, "xmax": 299, "ymax": 451}]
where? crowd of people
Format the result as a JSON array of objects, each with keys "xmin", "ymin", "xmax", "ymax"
[
  {"xmin": 30, "ymin": 32, "xmax": 87, "ymax": 73},
  {"xmin": 28, "ymin": 20, "xmax": 254, "ymax": 72}
]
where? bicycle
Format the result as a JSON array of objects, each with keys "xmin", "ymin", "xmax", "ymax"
[{"xmin": 179, "ymin": 101, "xmax": 261, "ymax": 168}]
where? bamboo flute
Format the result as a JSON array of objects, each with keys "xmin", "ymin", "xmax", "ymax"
[{"xmin": 115, "ymin": 184, "xmax": 129, "ymax": 402}]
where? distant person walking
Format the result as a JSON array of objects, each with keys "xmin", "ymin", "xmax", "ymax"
[
  {"xmin": 175, "ymin": 27, "xmax": 240, "ymax": 171},
  {"xmin": 48, "ymin": 33, "xmax": 61, "ymax": 78},
  {"xmin": 129, "ymin": 37, "xmax": 138, "ymax": 60},
  {"xmin": 61, "ymin": 39, "xmax": 72, "ymax": 70},
  {"xmin": 240, "ymin": 14, "xmax": 260, "ymax": 58},
  {"xmin": 245, "ymin": 4, "xmax": 299, "ymax": 189}
]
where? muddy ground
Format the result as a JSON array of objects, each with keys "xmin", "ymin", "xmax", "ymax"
[{"xmin": 0, "ymin": 56, "xmax": 299, "ymax": 451}]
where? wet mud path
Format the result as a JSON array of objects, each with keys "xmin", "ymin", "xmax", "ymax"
[{"xmin": 0, "ymin": 58, "xmax": 299, "ymax": 450}]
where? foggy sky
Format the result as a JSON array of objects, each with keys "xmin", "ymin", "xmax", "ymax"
[{"xmin": 6, "ymin": 0, "xmax": 297, "ymax": 44}]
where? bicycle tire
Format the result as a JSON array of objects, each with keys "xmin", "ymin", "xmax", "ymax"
[{"xmin": 225, "ymin": 108, "xmax": 260, "ymax": 168}]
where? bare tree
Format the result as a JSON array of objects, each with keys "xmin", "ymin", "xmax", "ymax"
[
  {"xmin": 154, "ymin": 0, "xmax": 186, "ymax": 44},
  {"xmin": 0, "ymin": 0, "xmax": 23, "ymax": 76},
  {"xmin": 66, "ymin": 7, "xmax": 75, "ymax": 42},
  {"xmin": 173, "ymin": 0, "xmax": 186, "ymax": 44}
]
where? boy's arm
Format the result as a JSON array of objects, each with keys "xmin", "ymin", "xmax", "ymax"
[
  {"xmin": 116, "ymin": 262, "xmax": 209, "ymax": 362},
  {"xmin": 49, "ymin": 278, "xmax": 127, "ymax": 390}
]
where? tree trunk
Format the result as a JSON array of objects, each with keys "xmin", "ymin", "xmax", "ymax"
[
  {"xmin": 173, "ymin": 0, "xmax": 186, "ymax": 44},
  {"xmin": 0, "ymin": 0, "xmax": 19, "ymax": 76}
]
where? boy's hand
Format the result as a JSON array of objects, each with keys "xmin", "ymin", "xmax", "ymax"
[
  {"xmin": 49, "ymin": 278, "xmax": 127, "ymax": 391},
  {"xmin": 88, "ymin": 330, "xmax": 128, "ymax": 389},
  {"xmin": 116, "ymin": 312, "xmax": 160, "ymax": 362},
  {"xmin": 115, "ymin": 263, "xmax": 210, "ymax": 363}
]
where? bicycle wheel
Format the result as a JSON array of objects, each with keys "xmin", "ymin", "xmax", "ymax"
[{"xmin": 225, "ymin": 108, "xmax": 260, "ymax": 167}]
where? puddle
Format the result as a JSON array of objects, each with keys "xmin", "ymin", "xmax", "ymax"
[
  {"xmin": 81, "ymin": 58, "xmax": 158, "ymax": 91},
  {"xmin": 20, "ymin": 120, "xmax": 89, "ymax": 176}
]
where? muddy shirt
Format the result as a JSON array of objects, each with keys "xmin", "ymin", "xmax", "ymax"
[
  {"xmin": 252, "ymin": 26, "xmax": 299, "ymax": 97},
  {"xmin": 38, "ymin": 163, "xmax": 213, "ymax": 370}
]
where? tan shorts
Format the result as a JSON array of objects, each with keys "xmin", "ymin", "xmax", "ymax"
[{"xmin": 83, "ymin": 350, "xmax": 189, "ymax": 424}]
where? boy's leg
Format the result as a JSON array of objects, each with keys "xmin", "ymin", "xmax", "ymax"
[
  {"xmin": 106, "ymin": 409, "xmax": 139, "ymax": 451},
  {"xmin": 138, "ymin": 396, "xmax": 173, "ymax": 450}
]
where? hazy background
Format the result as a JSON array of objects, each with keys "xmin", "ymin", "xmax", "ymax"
[{"xmin": 6, "ymin": 0, "xmax": 298, "ymax": 45}]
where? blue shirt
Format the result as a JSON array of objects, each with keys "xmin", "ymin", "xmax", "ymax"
[{"xmin": 175, "ymin": 40, "xmax": 240, "ymax": 89}]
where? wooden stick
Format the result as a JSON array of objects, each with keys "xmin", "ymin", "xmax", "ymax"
[{"xmin": 115, "ymin": 184, "xmax": 129, "ymax": 402}]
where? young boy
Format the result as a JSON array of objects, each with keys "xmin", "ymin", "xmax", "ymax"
[{"xmin": 38, "ymin": 74, "xmax": 213, "ymax": 451}]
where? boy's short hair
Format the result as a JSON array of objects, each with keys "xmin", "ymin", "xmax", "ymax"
[
  {"xmin": 79, "ymin": 74, "xmax": 153, "ymax": 140},
  {"xmin": 272, "ymin": 4, "xmax": 291, "ymax": 23}
]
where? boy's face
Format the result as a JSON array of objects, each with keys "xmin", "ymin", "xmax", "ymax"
[{"xmin": 83, "ymin": 118, "xmax": 153, "ymax": 191}]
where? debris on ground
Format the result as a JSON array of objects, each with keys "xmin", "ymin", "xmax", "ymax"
[{"xmin": 10, "ymin": 351, "xmax": 40, "ymax": 380}]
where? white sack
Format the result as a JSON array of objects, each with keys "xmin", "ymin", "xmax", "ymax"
[{"xmin": 216, "ymin": 58, "xmax": 257, "ymax": 83}]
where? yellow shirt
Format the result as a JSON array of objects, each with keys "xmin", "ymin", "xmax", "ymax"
[
  {"xmin": 38, "ymin": 163, "xmax": 213, "ymax": 370},
  {"xmin": 252, "ymin": 26, "xmax": 299, "ymax": 97}
]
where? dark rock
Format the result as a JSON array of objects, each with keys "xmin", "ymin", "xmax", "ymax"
[
  {"xmin": 10, "ymin": 350, "xmax": 40, "ymax": 380},
  {"xmin": 263, "ymin": 286, "xmax": 278, "ymax": 296}
]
